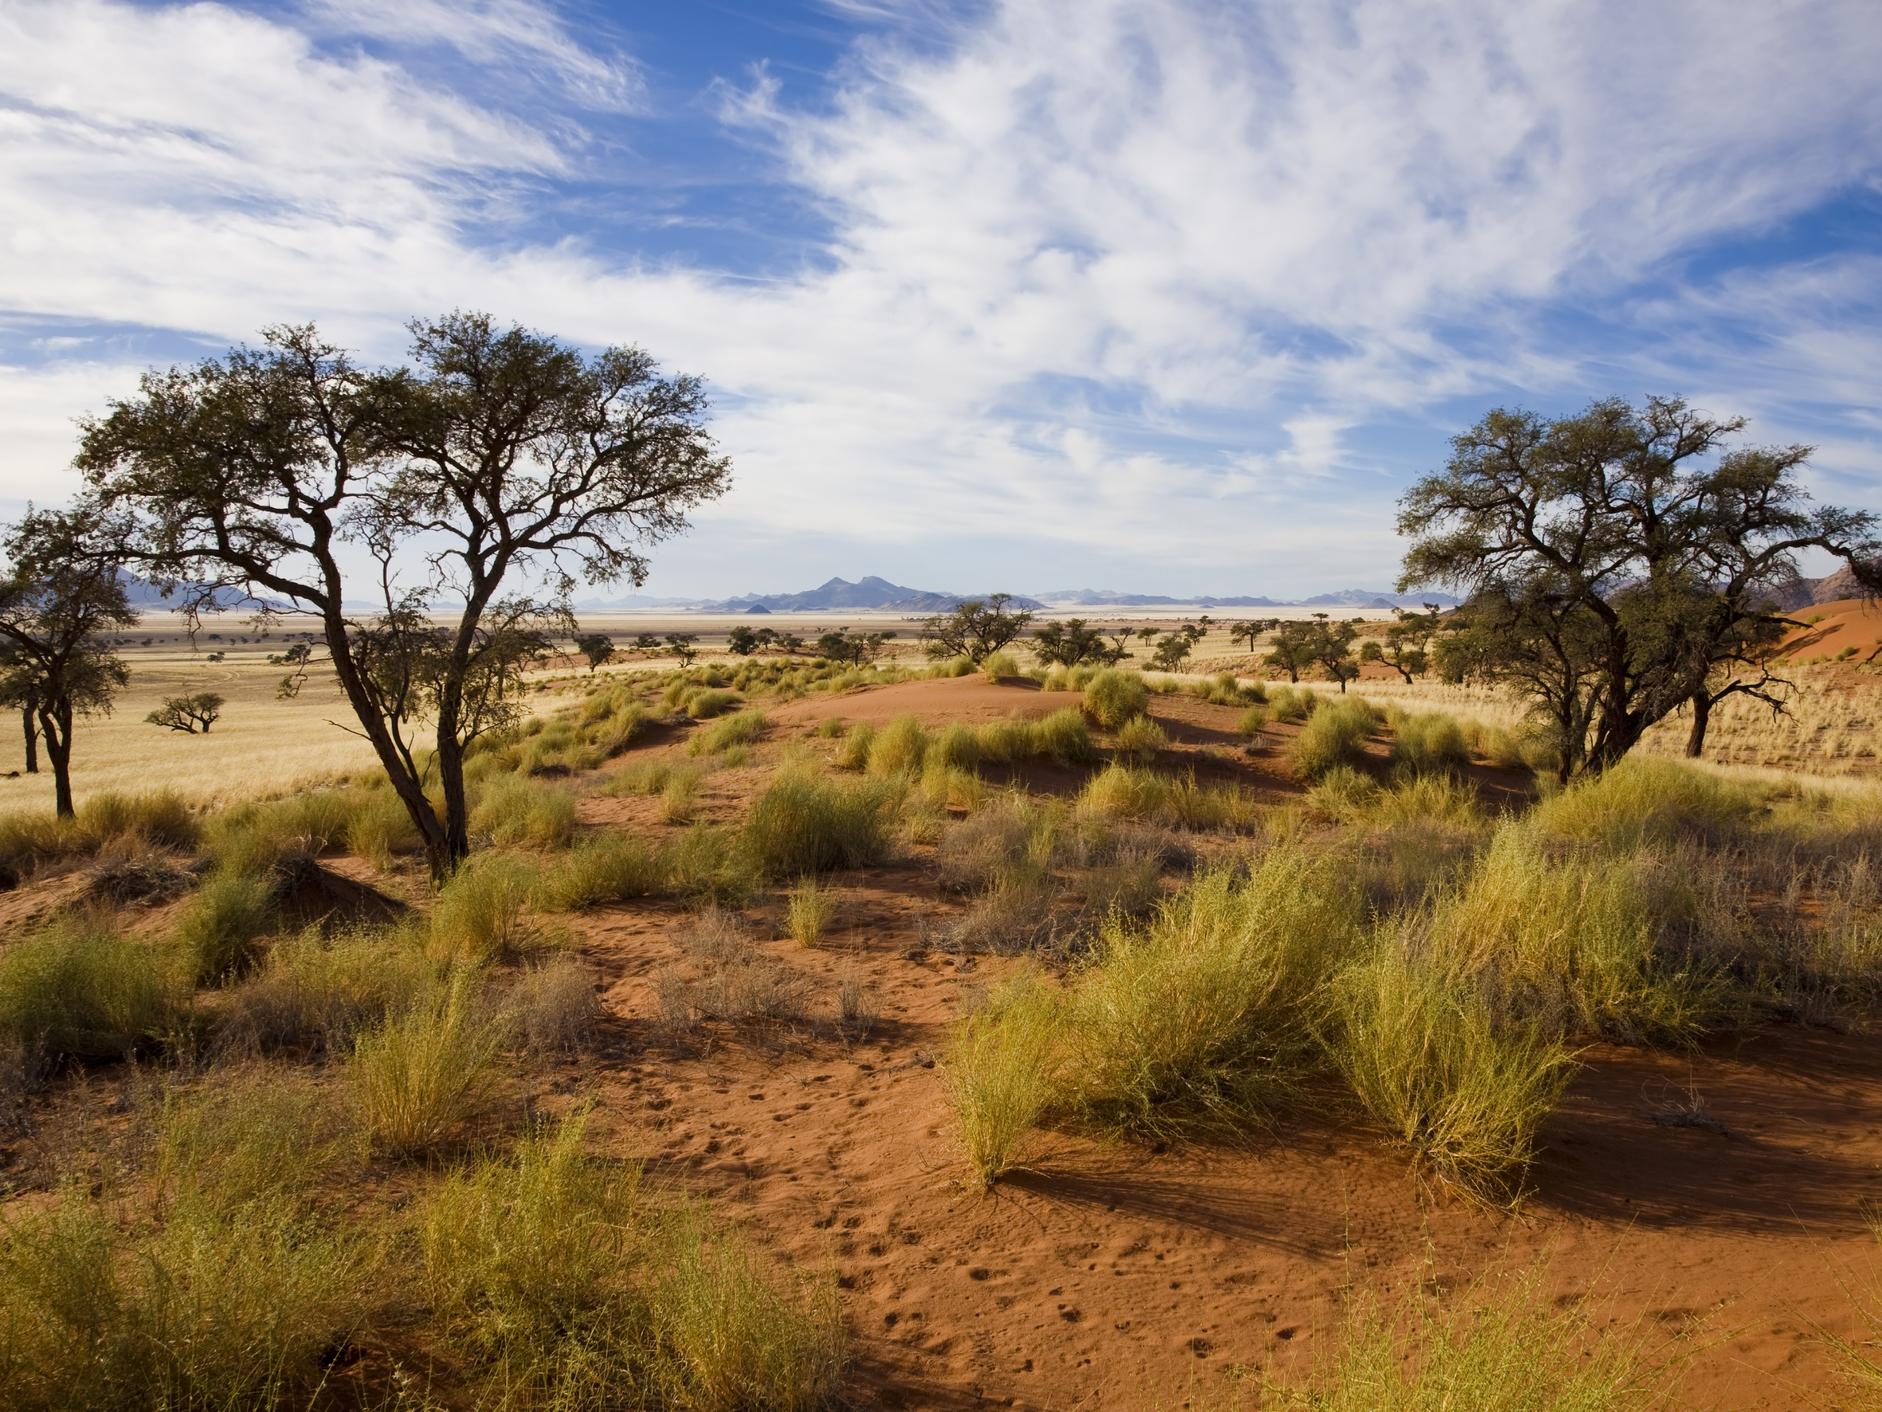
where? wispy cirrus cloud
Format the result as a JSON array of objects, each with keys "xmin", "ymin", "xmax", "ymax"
[{"xmin": 1, "ymin": 0, "xmax": 1879, "ymax": 594}]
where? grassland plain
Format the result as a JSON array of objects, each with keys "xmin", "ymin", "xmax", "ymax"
[{"xmin": 4, "ymin": 643, "xmax": 1882, "ymax": 1410}]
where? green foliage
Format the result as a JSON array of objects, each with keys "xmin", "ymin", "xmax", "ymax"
[
  {"xmin": 1083, "ymin": 669, "xmax": 1150, "ymax": 728},
  {"xmin": 1330, "ymin": 941, "xmax": 1575, "ymax": 1203},
  {"xmin": 1388, "ymin": 710, "xmax": 1471, "ymax": 776},
  {"xmin": 218, "ymin": 925, "xmax": 436, "ymax": 1055},
  {"xmin": 740, "ymin": 770, "xmax": 894, "ymax": 878},
  {"xmin": 690, "ymin": 708, "xmax": 769, "ymax": 756},
  {"xmin": 430, "ymin": 852, "xmax": 555, "ymax": 965},
  {"xmin": 1112, "ymin": 713, "xmax": 1167, "ymax": 765},
  {"xmin": 1529, "ymin": 758, "xmax": 1761, "ymax": 851},
  {"xmin": 0, "ymin": 916, "xmax": 183, "ymax": 1061},
  {"xmin": 470, "ymin": 774, "xmax": 577, "ymax": 849},
  {"xmin": 1289, "ymin": 697, "xmax": 1375, "ymax": 780},
  {"xmin": 1077, "ymin": 765, "xmax": 1258, "ymax": 832},
  {"xmin": 348, "ymin": 973, "xmax": 507, "ymax": 1157},
  {"xmin": 175, "ymin": 866, "xmax": 277, "ymax": 984},
  {"xmin": 536, "ymin": 833, "xmax": 671, "ymax": 910}
]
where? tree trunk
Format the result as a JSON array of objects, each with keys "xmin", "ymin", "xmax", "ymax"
[
  {"xmin": 42, "ymin": 700, "xmax": 74, "ymax": 818},
  {"xmin": 20, "ymin": 706, "xmax": 36, "ymax": 774},
  {"xmin": 1684, "ymin": 691, "xmax": 1712, "ymax": 759}
]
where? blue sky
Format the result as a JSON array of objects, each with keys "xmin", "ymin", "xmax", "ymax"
[{"xmin": 2, "ymin": 0, "xmax": 1880, "ymax": 599}]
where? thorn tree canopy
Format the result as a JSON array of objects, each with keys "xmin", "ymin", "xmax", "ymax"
[
  {"xmin": 77, "ymin": 314, "xmax": 732, "ymax": 877},
  {"xmin": 1399, "ymin": 396, "xmax": 1880, "ymax": 778}
]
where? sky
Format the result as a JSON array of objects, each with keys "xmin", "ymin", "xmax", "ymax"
[{"xmin": 2, "ymin": 0, "xmax": 1880, "ymax": 600}]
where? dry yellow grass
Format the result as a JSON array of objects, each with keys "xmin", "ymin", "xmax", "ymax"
[{"xmin": 0, "ymin": 622, "xmax": 583, "ymax": 812}]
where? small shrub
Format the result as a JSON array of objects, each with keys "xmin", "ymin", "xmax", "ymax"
[
  {"xmin": 944, "ymin": 975, "xmax": 1065, "ymax": 1186},
  {"xmin": 741, "ymin": 771, "xmax": 893, "ymax": 879},
  {"xmin": 1289, "ymin": 697, "xmax": 1374, "ymax": 780},
  {"xmin": 469, "ymin": 774, "xmax": 577, "ymax": 849},
  {"xmin": 536, "ymin": 833, "xmax": 669, "ymax": 910},
  {"xmin": 430, "ymin": 852, "xmax": 554, "ymax": 965},
  {"xmin": 0, "ymin": 916, "xmax": 182, "ymax": 1061},
  {"xmin": 348, "ymin": 973, "xmax": 506, "ymax": 1157},
  {"xmin": 1330, "ymin": 941, "xmax": 1575, "ymax": 1203},
  {"xmin": 691, "ymin": 709, "xmax": 769, "ymax": 756},
  {"xmin": 815, "ymin": 716, "xmax": 847, "ymax": 739},
  {"xmin": 1112, "ymin": 714, "xmax": 1167, "ymax": 766},
  {"xmin": 1083, "ymin": 669, "xmax": 1150, "ymax": 728},
  {"xmin": 786, "ymin": 877, "xmax": 836, "ymax": 947},
  {"xmin": 506, "ymin": 956, "xmax": 601, "ymax": 1054},
  {"xmin": 175, "ymin": 867, "xmax": 277, "ymax": 985}
]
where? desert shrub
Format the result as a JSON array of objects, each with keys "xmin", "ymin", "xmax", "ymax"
[
  {"xmin": 1237, "ymin": 704, "xmax": 1270, "ymax": 738},
  {"xmin": 349, "ymin": 973, "xmax": 507, "ymax": 1157},
  {"xmin": 943, "ymin": 974, "xmax": 1065, "ymax": 1186},
  {"xmin": 0, "ymin": 1186, "xmax": 373, "ymax": 1412},
  {"xmin": 0, "ymin": 916, "xmax": 182, "ymax": 1061},
  {"xmin": 1529, "ymin": 758, "xmax": 1762, "ymax": 851},
  {"xmin": 1257, "ymin": 1268, "xmax": 1662, "ymax": 1410},
  {"xmin": 217, "ymin": 925, "xmax": 435, "ymax": 1055},
  {"xmin": 80, "ymin": 790, "xmax": 199, "ymax": 851},
  {"xmin": 1077, "ymin": 765, "xmax": 1257, "ymax": 833},
  {"xmin": 691, "ymin": 708, "xmax": 768, "ymax": 756},
  {"xmin": 1427, "ymin": 827, "xmax": 1731, "ymax": 1044},
  {"xmin": 536, "ymin": 833, "xmax": 670, "ymax": 910},
  {"xmin": 786, "ymin": 877, "xmax": 836, "ymax": 947},
  {"xmin": 981, "ymin": 650, "xmax": 1021, "ymax": 680},
  {"xmin": 663, "ymin": 767, "xmax": 707, "ymax": 823},
  {"xmin": 175, "ymin": 866, "xmax": 277, "ymax": 984},
  {"xmin": 1083, "ymin": 669, "xmax": 1150, "ymax": 728},
  {"xmin": 1288, "ymin": 697, "xmax": 1375, "ymax": 780},
  {"xmin": 682, "ymin": 687, "xmax": 743, "ymax": 720},
  {"xmin": 430, "ymin": 852, "xmax": 554, "ymax": 965},
  {"xmin": 344, "ymin": 786, "xmax": 428, "ymax": 869},
  {"xmin": 1463, "ymin": 719, "xmax": 1530, "ymax": 770},
  {"xmin": 1330, "ymin": 941, "xmax": 1574, "ymax": 1203},
  {"xmin": 1061, "ymin": 847, "xmax": 1365, "ymax": 1135},
  {"xmin": 1266, "ymin": 685, "xmax": 1316, "ymax": 722},
  {"xmin": 469, "ymin": 774, "xmax": 577, "ymax": 849},
  {"xmin": 506, "ymin": 955, "xmax": 602, "ymax": 1054},
  {"xmin": 865, "ymin": 715, "xmax": 929, "ymax": 776},
  {"xmin": 741, "ymin": 771, "xmax": 893, "ymax": 879},
  {"xmin": 1389, "ymin": 711, "xmax": 1471, "ymax": 776},
  {"xmin": 584, "ymin": 699, "xmax": 648, "ymax": 757},
  {"xmin": 1368, "ymin": 773, "xmax": 1486, "ymax": 830}
]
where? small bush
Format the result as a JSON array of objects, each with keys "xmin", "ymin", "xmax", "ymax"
[
  {"xmin": 1112, "ymin": 714, "xmax": 1167, "ymax": 765},
  {"xmin": 786, "ymin": 877, "xmax": 836, "ymax": 947},
  {"xmin": 1389, "ymin": 711, "xmax": 1471, "ymax": 776},
  {"xmin": 1289, "ymin": 697, "xmax": 1375, "ymax": 780},
  {"xmin": 430, "ymin": 852, "xmax": 554, "ymax": 965},
  {"xmin": 217, "ymin": 925, "xmax": 435, "ymax": 1055},
  {"xmin": 741, "ymin": 771, "xmax": 893, "ymax": 879},
  {"xmin": 469, "ymin": 774, "xmax": 577, "ymax": 849},
  {"xmin": 1258, "ymin": 1268, "xmax": 1663, "ymax": 1410},
  {"xmin": 1083, "ymin": 669, "xmax": 1150, "ymax": 728},
  {"xmin": 691, "ymin": 708, "xmax": 769, "ymax": 756},
  {"xmin": 833, "ymin": 722, "xmax": 876, "ymax": 770},
  {"xmin": 944, "ymin": 975, "xmax": 1066, "ymax": 1186},
  {"xmin": 536, "ymin": 833, "xmax": 670, "ymax": 910},
  {"xmin": 349, "ymin": 973, "xmax": 506, "ymax": 1157},
  {"xmin": 175, "ymin": 866, "xmax": 277, "ymax": 984},
  {"xmin": 0, "ymin": 916, "xmax": 182, "ymax": 1061},
  {"xmin": 1330, "ymin": 941, "xmax": 1575, "ymax": 1203}
]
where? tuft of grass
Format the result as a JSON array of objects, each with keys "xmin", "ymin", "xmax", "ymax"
[
  {"xmin": 1083, "ymin": 669, "xmax": 1150, "ymax": 728},
  {"xmin": 79, "ymin": 790, "xmax": 200, "ymax": 852},
  {"xmin": 681, "ymin": 687, "xmax": 743, "ymax": 720},
  {"xmin": 344, "ymin": 786, "xmax": 428, "ymax": 869},
  {"xmin": 175, "ymin": 866, "xmax": 277, "ymax": 985},
  {"xmin": 1112, "ymin": 714, "xmax": 1168, "ymax": 765},
  {"xmin": 1530, "ymin": 758, "xmax": 1761, "ymax": 851},
  {"xmin": 981, "ymin": 651, "xmax": 1021, "ymax": 680},
  {"xmin": 1077, "ymin": 765, "xmax": 1257, "ymax": 833},
  {"xmin": 785, "ymin": 876, "xmax": 837, "ymax": 947},
  {"xmin": 1236, "ymin": 703, "xmax": 1270, "ymax": 738},
  {"xmin": 430, "ymin": 852, "xmax": 556, "ymax": 965},
  {"xmin": 1289, "ymin": 697, "xmax": 1375, "ymax": 781},
  {"xmin": 217, "ymin": 924, "xmax": 435, "ymax": 1056},
  {"xmin": 506, "ymin": 955, "xmax": 602, "ymax": 1055},
  {"xmin": 348, "ymin": 973, "xmax": 507, "ymax": 1157},
  {"xmin": 1256, "ymin": 1267, "xmax": 1665, "ymax": 1411},
  {"xmin": 1389, "ymin": 710, "xmax": 1471, "ymax": 776},
  {"xmin": 0, "ymin": 915, "xmax": 184, "ymax": 1062},
  {"xmin": 536, "ymin": 832, "xmax": 671, "ymax": 910},
  {"xmin": 741, "ymin": 770, "xmax": 893, "ymax": 879},
  {"xmin": 1060, "ymin": 848, "xmax": 1364, "ymax": 1136},
  {"xmin": 1330, "ymin": 940, "xmax": 1575, "ymax": 1203},
  {"xmin": 943, "ymin": 974, "xmax": 1065, "ymax": 1187},
  {"xmin": 691, "ymin": 708, "xmax": 769, "ymax": 756},
  {"xmin": 469, "ymin": 774, "xmax": 577, "ymax": 849},
  {"xmin": 1267, "ymin": 685, "xmax": 1317, "ymax": 722},
  {"xmin": 866, "ymin": 715, "xmax": 929, "ymax": 776}
]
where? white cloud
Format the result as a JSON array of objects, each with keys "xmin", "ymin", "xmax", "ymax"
[{"xmin": 1, "ymin": 0, "xmax": 1879, "ymax": 592}]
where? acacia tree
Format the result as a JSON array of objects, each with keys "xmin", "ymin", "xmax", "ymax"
[
  {"xmin": 917, "ymin": 594, "xmax": 1034, "ymax": 663},
  {"xmin": 0, "ymin": 508, "xmax": 136, "ymax": 816},
  {"xmin": 1032, "ymin": 617, "xmax": 1107, "ymax": 667},
  {"xmin": 1360, "ymin": 604, "xmax": 1441, "ymax": 683},
  {"xmin": 1263, "ymin": 620, "xmax": 1314, "ymax": 682},
  {"xmin": 0, "ymin": 645, "xmax": 39, "ymax": 774},
  {"xmin": 146, "ymin": 691, "xmax": 224, "ymax": 734},
  {"xmin": 79, "ymin": 315, "xmax": 731, "ymax": 878},
  {"xmin": 1401, "ymin": 397, "xmax": 1879, "ymax": 777},
  {"xmin": 1305, "ymin": 613, "xmax": 1361, "ymax": 692},
  {"xmin": 574, "ymin": 633, "xmax": 615, "ymax": 673}
]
